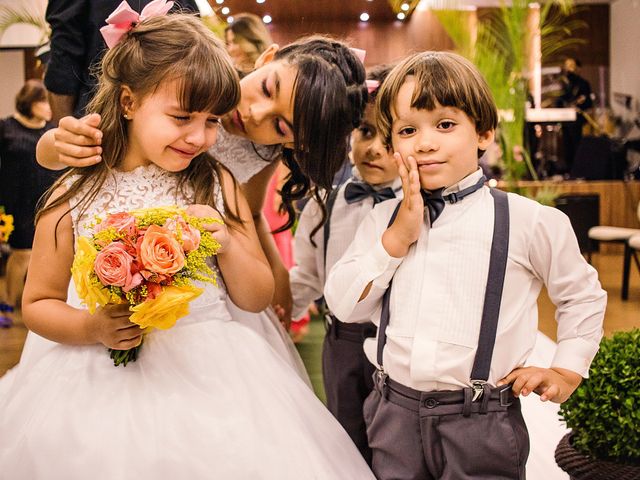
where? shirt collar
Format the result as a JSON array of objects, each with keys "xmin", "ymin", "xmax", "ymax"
[{"xmin": 442, "ymin": 168, "xmax": 485, "ymax": 196}]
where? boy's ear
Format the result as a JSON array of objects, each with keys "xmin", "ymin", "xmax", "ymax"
[
  {"xmin": 119, "ymin": 85, "xmax": 137, "ymax": 118},
  {"xmin": 254, "ymin": 43, "xmax": 279, "ymax": 69},
  {"xmin": 477, "ymin": 129, "xmax": 495, "ymax": 150}
]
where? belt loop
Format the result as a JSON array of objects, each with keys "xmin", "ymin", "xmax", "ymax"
[
  {"xmin": 462, "ymin": 387, "xmax": 473, "ymax": 417},
  {"xmin": 499, "ymin": 385, "xmax": 513, "ymax": 407},
  {"xmin": 480, "ymin": 384, "xmax": 491, "ymax": 414}
]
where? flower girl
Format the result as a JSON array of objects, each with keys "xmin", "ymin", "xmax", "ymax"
[{"xmin": 0, "ymin": 6, "xmax": 373, "ymax": 479}]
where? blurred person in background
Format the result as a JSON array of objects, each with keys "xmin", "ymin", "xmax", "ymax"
[
  {"xmin": 0, "ymin": 80, "xmax": 58, "ymax": 328},
  {"xmin": 225, "ymin": 13, "xmax": 273, "ymax": 76}
]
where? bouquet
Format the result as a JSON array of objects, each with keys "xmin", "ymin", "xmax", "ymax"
[
  {"xmin": 71, "ymin": 206, "xmax": 222, "ymax": 366},
  {"xmin": 0, "ymin": 206, "xmax": 13, "ymax": 244}
]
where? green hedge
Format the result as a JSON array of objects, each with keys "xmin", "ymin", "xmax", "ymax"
[{"xmin": 559, "ymin": 328, "xmax": 640, "ymax": 465}]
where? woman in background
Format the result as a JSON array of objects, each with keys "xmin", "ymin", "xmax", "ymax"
[
  {"xmin": 225, "ymin": 13, "xmax": 273, "ymax": 76},
  {"xmin": 0, "ymin": 80, "xmax": 57, "ymax": 328}
]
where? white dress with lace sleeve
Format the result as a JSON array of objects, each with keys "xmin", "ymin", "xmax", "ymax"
[{"xmin": 0, "ymin": 164, "xmax": 374, "ymax": 479}]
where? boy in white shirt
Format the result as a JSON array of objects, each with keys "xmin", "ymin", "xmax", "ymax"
[
  {"xmin": 288, "ymin": 65, "xmax": 400, "ymax": 464},
  {"xmin": 324, "ymin": 51, "xmax": 606, "ymax": 479}
]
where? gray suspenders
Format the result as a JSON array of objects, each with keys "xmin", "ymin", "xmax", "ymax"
[{"xmin": 376, "ymin": 188, "xmax": 510, "ymax": 401}]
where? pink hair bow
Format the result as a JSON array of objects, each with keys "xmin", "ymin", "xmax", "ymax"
[
  {"xmin": 100, "ymin": 0, "xmax": 175, "ymax": 49},
  {"xmin": 366, "ymin": 80, "xmax": 380, "ymax": 94}
]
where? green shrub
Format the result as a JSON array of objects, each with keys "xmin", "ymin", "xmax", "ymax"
[{"xmin": 559, "ymin": 328, "xmax": 640, "ymax": 465}]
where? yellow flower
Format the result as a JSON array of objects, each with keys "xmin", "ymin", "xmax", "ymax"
[
  {"xmin": 0, "ymin": 212, "xmax": 14, "ymax": 243},
  {"xmin": 71, "ymin": 236, "xmax": 111, "ymax": 313},
  {"xmin": 129, "ymin": 284, "xmax": 202, "ymax": 330}
]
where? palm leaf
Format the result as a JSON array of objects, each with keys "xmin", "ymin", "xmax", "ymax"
[{"xmin": 0, "ymin": 5, "xmax": 49, "ymax": 44}]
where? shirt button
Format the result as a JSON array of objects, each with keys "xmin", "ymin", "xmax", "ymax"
[{"xmin": 424, "ymin": 398, "xmax": 438, "ymax": 409}]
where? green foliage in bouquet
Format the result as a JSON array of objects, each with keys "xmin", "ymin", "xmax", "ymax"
[{"xmin": 559, "ymin": 329, "xmax": 640, "ymax": 465}]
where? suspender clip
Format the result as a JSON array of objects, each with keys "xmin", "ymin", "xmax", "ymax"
[
  {"xmin": 470, "ymin": 380, "xmax": 487, "ymax": 402},
  {"xmin": 374, "ymin": 368, "xmax": 388, "ymax": 397}
]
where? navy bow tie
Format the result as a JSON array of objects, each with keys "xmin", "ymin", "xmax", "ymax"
[
  {"xmin": 344, "ymin": 181, "xmax": 397, "ymax": 205},
  {"xmin": 421, "ymin": 175, "xmax": 487, "ymax": 225}
]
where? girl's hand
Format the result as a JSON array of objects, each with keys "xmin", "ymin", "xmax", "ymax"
[
  {"xmin": 54, "ymin": 113, "xmax": 104, "ymax": 167},
  {"xmin": 382, "ymin": 153, "xmax": 424, "ymax": 258},
  {"xmin": 186, "ymin": 204, "xmax": 230, "ymax": 252},
  {"xmin": 87, "ymin": 304, "xmax": 143, "ymax": 350}
]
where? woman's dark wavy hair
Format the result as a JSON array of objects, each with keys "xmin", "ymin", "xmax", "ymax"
[
  {"xmin": 272, "ymin": 36, "xmax": 367, "ymax": 232},
  {"xmin": 38, "ymin": 14, "xmax": 242, "ymax": 234},
  {"xmin": 307, "ymin": 62, "xmax": 396, "ymax": 245}
]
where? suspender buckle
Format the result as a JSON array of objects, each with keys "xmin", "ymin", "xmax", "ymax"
[
  {"xmin": 471, "ymin": 380, "xmax": 487, "ymax": 402},
  {"xmin": 374, "ymin": 368, "xmax": 388, "ymax": 396}
]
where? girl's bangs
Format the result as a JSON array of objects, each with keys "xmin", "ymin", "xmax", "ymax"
[{"xmin": 174, "ymin": 51, "xmax": 239, "ymax": 115}]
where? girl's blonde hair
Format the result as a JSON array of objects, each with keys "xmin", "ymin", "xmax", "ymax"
[
  {"xmin": 376, "ymin": 51, "xmax": 498, "ymax": 148},
  {"xmin": 40, "ymin": 13, "xmax": 242, "ymax": 228}
]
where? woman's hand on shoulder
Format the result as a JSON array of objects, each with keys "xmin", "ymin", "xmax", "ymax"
[{"xmin": 50, "ymin": 113, "xmax": 104, "ymax": 168}]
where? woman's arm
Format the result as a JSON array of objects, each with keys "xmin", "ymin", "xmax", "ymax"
[{"xmin": 22, "ymin": 189, "xmax": 142, "ymax": 349}]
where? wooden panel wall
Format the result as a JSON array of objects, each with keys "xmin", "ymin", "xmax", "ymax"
[
  {"xmin": 509, "ymin": 180, "xmax": 640, "ymax": 253},
  {"xmin": 267, "ymin": 9, "xmax": 456, "ymax": 67}
]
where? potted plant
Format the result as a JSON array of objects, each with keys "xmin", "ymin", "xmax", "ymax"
[{"xmin": 555, "ymin": 328, "xmax": 640, "ymax": 479}]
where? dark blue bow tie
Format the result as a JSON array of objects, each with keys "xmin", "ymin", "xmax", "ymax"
[
  {"xmin": 421, "ymin": 175, "xmax": 487, "ymax": 225},
  {"xmin": 344, "ymin": 181, "xmax": 397, "ymax": 205}
]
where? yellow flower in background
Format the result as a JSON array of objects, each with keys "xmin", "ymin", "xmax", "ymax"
[
  {"xmin": 0, "ymin": 209, "xmax": 14, "ymax": 243},
  {"xmin": 129, "ymin": 284, "xmax": 202, "ymax": 330},
  {"xmin": 71, "ymin": 236, "xmax": 111, "ymax": 313}
]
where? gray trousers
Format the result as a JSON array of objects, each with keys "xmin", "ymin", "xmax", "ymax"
[
  {"xmin": 363, "ymin": 376, "xmax": 529, "ymax": 480},
  {"xmin": 322, "ymin": 319, "xmax": 377, "ymax": 464}
]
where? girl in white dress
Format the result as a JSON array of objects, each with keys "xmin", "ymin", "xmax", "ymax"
[
  {"xmin": 0, "ymin": 11, "xmax": 374, "ymax": 479},
  {"xmin": 37, "ymin": 34, "xmax": 369, "ymax": 383}
]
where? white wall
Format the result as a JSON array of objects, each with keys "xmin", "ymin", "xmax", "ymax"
[
  {"xmin": 0, "ymin": 50, "xmax": 25, "ymax": 117},
  {"xmin": 610, "ymin": 0, "xmax": 640, "ymax": 116}
]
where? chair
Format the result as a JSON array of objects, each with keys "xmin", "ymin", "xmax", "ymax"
[
  {"xmin": 622, "ymin": 233, "xmax": 640, "ymax": 300},
  {"xmin": 588, "ymin": 202, "xmax": 640, "ymax": 300}
]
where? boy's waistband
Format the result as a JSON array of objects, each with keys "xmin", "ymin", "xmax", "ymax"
[
  {"xmin": 375, "ymin": 374, "xmax": 518, "ymax": 417},
  {"xmin": 327, "ymin": 316, "xmax": 376, "ymax": 343}
]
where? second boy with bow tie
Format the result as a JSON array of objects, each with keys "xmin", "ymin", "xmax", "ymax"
[{"xmin": 286, "ymin": 65, "xmax": 399, "ymax": 465}]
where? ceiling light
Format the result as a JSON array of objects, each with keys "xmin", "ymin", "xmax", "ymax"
[
  {"xmin": 401, "ymin": 3, "xmax": 410, "ymax": 10},
  {"xmin": 227, "ymin": 16, "xmax": 234, "ymax": 23},
  {"xmin": 360, "ymin": 12, "xmax": 370, "ymax": 21},
  {"xmin": 257, "ymin": 0, "xmax": 266, "ymax": 3},
  {"xmin": 221, "ymin": 6, "xmax": 230, "ymax": 14},
  {"xmin": 215, "ymin": 0, "xmax": 223, "ymax": 4},
  {"xmin": 263, "ymin": 14, "xmax": 272, "ymax": 23},
  {"xmin": 396, "ymin": 12, "xmax": 406, "ymax": 19}
]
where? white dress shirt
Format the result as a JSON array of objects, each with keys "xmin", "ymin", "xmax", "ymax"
[
  {"xmin": 325, "ymin": 168, "xmax": 606, "ymax": 391},
  {"xmin": 290, "ymin": 172, "xmax": 403, "ymax": 320}
]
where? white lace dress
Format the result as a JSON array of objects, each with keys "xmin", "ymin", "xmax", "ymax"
[
  {"xmin": 211, "ymin": 129, "xmax": 311, "ymax": 385},
  {"xmin": 0, "ymin": 165, "xmax": 374, "ymax": 480}
]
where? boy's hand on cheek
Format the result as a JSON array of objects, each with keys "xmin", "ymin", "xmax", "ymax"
[
  {"xmin": 383, "ymin": 153, "xmax": 423, "ymax": 258},
  {"xmin": 497, "ymin": 366, "xmax": 583, "ymax": 404}
]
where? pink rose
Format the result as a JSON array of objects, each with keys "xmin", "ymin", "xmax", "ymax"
[
  {"xmin": 164, "ymin": 216, "xmax": 200, "ymax": 252},
  {"xmin": 138, "ymin": 225, "xmax": 185, "ymax": 275},
  {"xmin": 94, "ymin": 242, "xmax": 143, "ymax": 292},
  {"xmin": 96, "ymin": 212, "xmax": 138, "ymax": 237}
]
